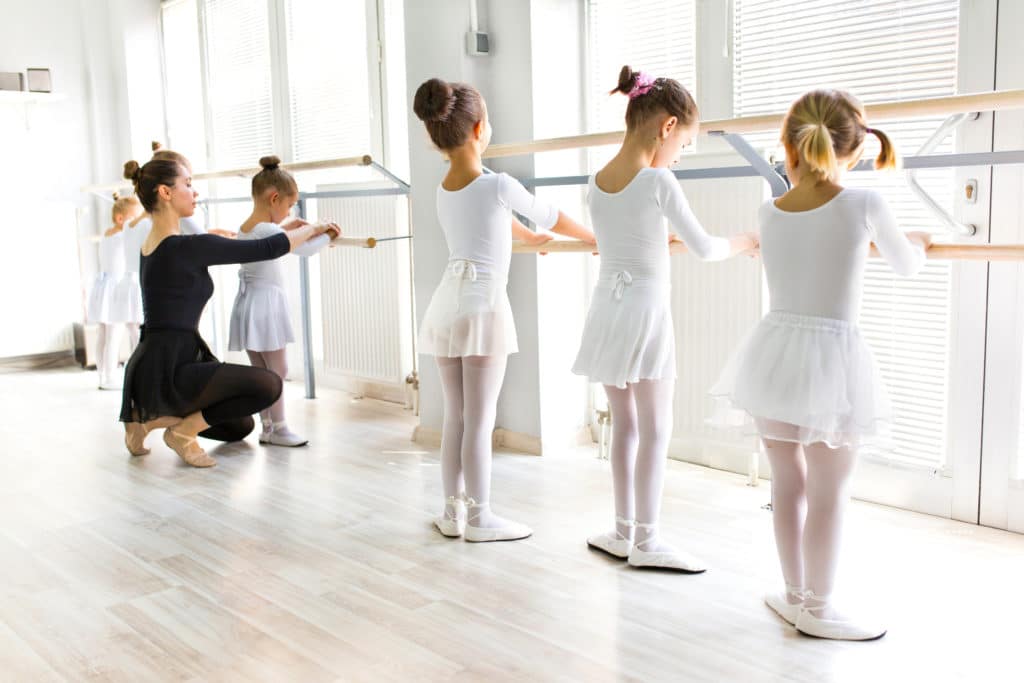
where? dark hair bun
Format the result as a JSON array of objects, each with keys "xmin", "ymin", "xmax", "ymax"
[
  {"xmin": 413, "ymin": 78, "xmax": 456, "ymax": 123},
  {"xmin": 611, "ymin": 65, "xmax": 639, "ymax": 96},
  {"xmin": 259, "ymin": 155, "xmax": 281, "ymax": 170},
  {"xmin": 112, "ymin": 191, "xmax": 120, "ymax": 201},
  {"xmin": 151, "ymin": 141, "xmax": 163, "ymax": 152},
  {"xmin": 123, "ymin": 160, "xmax": 142, "ymax": 183}
]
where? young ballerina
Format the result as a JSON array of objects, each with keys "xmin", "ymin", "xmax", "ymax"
[
  {"xmin": 711, "ymin": 90, "xmax": 932, "ymax": 640},
  {"xmin": 87, "ymin": 192, "xmax": 141, "ymax": 389},
  {"xmin": 414, "ymin": 77, "xmax": 596, "ymax": 542},
  {"xmin": 119, "ymin": 154, "xmax": 335, "ymax": 467},
  {"xmin": 572, "ymin": 67, "xmax": 757, "ymax": 572},
  {"xmin": 228, "ymin": 156, "xmax": 340, "ymax": 447}
]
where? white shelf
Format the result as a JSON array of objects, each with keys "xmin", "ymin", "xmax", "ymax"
[{"xmin": 0, "ymin": 90, "xmax": 64, "ymax": 104}]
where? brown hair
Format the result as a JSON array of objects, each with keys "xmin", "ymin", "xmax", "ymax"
[
  {"xmin": 611, "ymin": 65, "xmax": 699, "ymax": 131},
  {"xmin": 123, "ymin": 158, "xmax": 186, "ymax": 213},
  {"xmin": 150, "ymin": 141, "xmax": 192, "ymax": 171},
  {"xmin": 781, "ymin": 89, "xmax": 897, "ymax": 182},
  {"xmin": 413, "ymin": 78, "xmax": 486, "ymax": 150},
  {"xmin": 111, "ymin": 191, "xmax": 140, "ymax": 222},
  {"xmin": 251, "ymin": 155, "xmax": 298, "ymax": 197}
]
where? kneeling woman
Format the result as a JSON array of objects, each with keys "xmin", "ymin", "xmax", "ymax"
[{"xmin": 119, "ymin": 155, "xmax": 336, "ymax": 467}]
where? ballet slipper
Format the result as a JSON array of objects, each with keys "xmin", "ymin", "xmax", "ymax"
[
  {"xmin": 124, "ymin": 416, "xmax": 183, "ymax": 456},
  {"xmin": 163, "ymin": 426, "xmax": 216, "ymax": 468}
]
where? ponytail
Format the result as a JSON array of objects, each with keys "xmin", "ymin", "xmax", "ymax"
[
  {"xmin": 795, "ymin": 122, "xmax": 839, "ymax": 181},
  {"xmin": 866, "ymin": 127, "xmax": 897, "ymax": 171}
]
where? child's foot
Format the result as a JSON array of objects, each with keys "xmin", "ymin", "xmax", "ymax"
[
  {"xmin": 433, "ymin": 495, "xmax": 466, "ymax": 538},
  {"xmin": 765, "ymin": 585, "xmax": 804, "ymax": 626},
  {"xmin": 795, "ymin": 591, "xmax": 886, "ymax": 641},
  {"xmin": 463, "ymin": 497, "xmax": 532, "ymax": 542},
  {"xmin": 586, "ymin": 517, "xmax": 635, "ymax": 559},
  {"xmin": 262, "ymin": 421, "xmax": 308, "ymax": 447},
  {"xmin": 626, "ymin": 523, "xmax": 706, "ymax": 573}
]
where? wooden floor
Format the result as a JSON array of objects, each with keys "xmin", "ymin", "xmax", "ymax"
[{"xmin": 1, "ymin": 367, "xmax": 1023, "ymax": 682}]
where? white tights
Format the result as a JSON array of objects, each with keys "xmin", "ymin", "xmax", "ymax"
[
  {"xmin": 603, "ymin": 379, "xmax": 676, "ymax": 551},
  {"xmin": 436, "ymin": 355, "xmax": 514, "ymax": 529},
  {"xmin": 761, "ymin": 433, "xmax": 857, "ymax": 617},
  {"xmin": 126, "ymin": 323, "xmax": 141, "ymax": 352},
  {"xmin": 95, "ymin": 323, "xmax": 123, "ymax": 385},
  {"xmin": 246, "ymin": 349, "xmax": 291, "ymax": 430}
]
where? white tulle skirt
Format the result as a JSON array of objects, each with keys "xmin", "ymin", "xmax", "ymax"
[
  {"xmin": 228, "ymin": 284, "xmax": 295, "ymax": 352},
  {"xmin": 709, "ymin": 311, "xmax": 891, "ymax": 449},
  {"xmin": 114, "ymin": 272, "xmax": 144, "ymax": 324},
  {"xmin": 87, "ymin": 272, "xmax": 127, "ymax": 324},
  {"xmin": 418, "ymin": 261, "xmax": 517, "ymax": 358},
  {"xmin": 571, "ymin": 281, "xmax": 675, "ymax": 389}
]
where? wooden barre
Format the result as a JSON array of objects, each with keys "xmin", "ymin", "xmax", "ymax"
[
  {"xmin": 82, "ymin": 154, "xmax": 374, "ymax": 194},
  {"xmin": 512, "ymin": 240, "xmax": 1024, "ymax": 261},
  {"xmin": 485, "ymin": 89, "xmax": 1024, "ymax": 160}
]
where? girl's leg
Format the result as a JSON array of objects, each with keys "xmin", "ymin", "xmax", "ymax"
[
  {"xmin": 95, "ymin": 323, "xmax": 109, "ymax": 387},
  {"xmin": 246, "ymin": 350, "xmax": 273, "ymax": 435},
  {"xmin": 630, "ymin": 378, "xmax": 676, "ymax": 552},
  {"xmin": 461, "ymin": 354, "xmax": 529, "ymax": 540},
  {"xmin": 126, "ymin": 323, "xmax": 141, "ymax": 352},
  {"xmin": 254, "ymin": 348, "xmax": 305, "ymax": 446},
  {"xmin": 592, "ymin": 384, "xmax": 639, "ymax": 548},
  {"xmin": 761, "ymin": 434, "xmax": 807, "ymax": 615},
  {"xmin": 434, "ymin": 356, "xmax": 466, "ymax": 534}
]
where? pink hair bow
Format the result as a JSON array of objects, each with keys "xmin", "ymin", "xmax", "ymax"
[{"xmin": 628, "ymin": 72, "xmax": 656, "ymax": 99}]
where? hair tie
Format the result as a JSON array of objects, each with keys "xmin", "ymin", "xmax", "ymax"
[
  {"xmin": 865, "ymin": 127, "xmax": 875, "ymax": 134},
  {"xmin": 628, "ymin": 72, "xmax": 656, "ymax": 99}
]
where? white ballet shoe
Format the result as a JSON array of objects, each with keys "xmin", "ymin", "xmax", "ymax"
[
  {"xmin": 586, "ymin": 517, "xmax": 635, "ymax": 559},
  {"xmin": 257, "ymin": 419, "xmax": 274, "ymax": 444},
  {"xmin": 433, "ymin": 495, "xmax": 466, "ymax": 538},
  {"xmin": 626, "ymin": 523, "xmax": 707, "ymax": 573},
  {"xmin": 462, "ymin": 497, "xmax": 532, "ymax": 543},
  {"xmin": 795, "ymin": 591, "xmax": 887, "ymax": 641},
  {"xmin": 764, "ymin": 585, "xmax": 804, "ymax": 626},
  {"xmin": 261, "ymin": 422, "xmax": 308, "ymax": 447}
]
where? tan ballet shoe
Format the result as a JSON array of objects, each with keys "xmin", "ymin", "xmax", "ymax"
[
  {"xmin": 124, "ymin": 422, "xmax": 151, "ymax": 456},
  {"xmin": 125, "ymin": 417, "xmax": 183, "ymax": 456},
  {"xmin": 163, "ymin": 427, "xmax": 216, "ymax": 468}
]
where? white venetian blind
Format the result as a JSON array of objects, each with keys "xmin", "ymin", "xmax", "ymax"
[
  {"xmin": 586, "ymin": 0, "xmax": 696, "ymax": 166},
  {"xmin": 202, "ymin": 0, "xmax": 275, "ymax": 169},
  {"xmin": 161, "ymin": 0, "xmax": 208, "ymax": 168},
  {"xmin": 734, "ymin": 0, "xmax": 960, "ymax": 469},
  {"xmin": 285, "ymin": 0, "xmax": 373, "ymax": 161}
]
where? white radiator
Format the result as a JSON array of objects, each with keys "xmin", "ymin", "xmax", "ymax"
[
  {"xmin": 670, "ymin": 168, "xmax": 767, "ymax": 472},
  {"xmin": 315, "ymin": 191, "xmax": 415, "ymax": 403}
]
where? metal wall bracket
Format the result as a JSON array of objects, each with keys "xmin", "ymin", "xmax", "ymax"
[
  {"xmin": 906, "ymin": 113, "xmax": 976, "ymax": 236},
  {"xmin": 708, "ymin": 130, "xmax": 790, "ymax": 197}
]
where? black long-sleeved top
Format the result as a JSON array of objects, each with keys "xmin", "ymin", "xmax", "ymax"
[{"xmin": 140, "ymin": 233, "xmax": 290, "ymax": 330}]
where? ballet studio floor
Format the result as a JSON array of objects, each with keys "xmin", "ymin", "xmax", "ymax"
[{"xmin": 1, "ymin": 366, "xmax": 1022, "ymax": 683}]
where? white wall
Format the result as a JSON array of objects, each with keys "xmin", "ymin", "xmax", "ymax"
[
  {"xmin": 0, "ymin": 0, "xmax": 122, "ymax": 358},
  {"xmin": 404, "ymin": 0, "xmax": 546, "ymax": 439}
]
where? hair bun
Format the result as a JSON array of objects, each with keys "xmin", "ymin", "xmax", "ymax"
[
  {"xmin": 259, "ymin": 155, "xmax": 281, "ymax": 170},
  {"xmin": 413, "ymin": 78, "xmax": 457, "ymax": 123},
  {"xmin": 122, "ymin": 160, "xmax": 142, "ymax": 183},
  {"xmin": 112, "ymin": 191, "xmax": 120, "ymax": 201},
  {"xmin": 611, "ymin": 65, "xmax": 639, "ymax": 96},
  {"xmin": 151, "ymin": 141, "xmax": 163, "ymax": 152}
]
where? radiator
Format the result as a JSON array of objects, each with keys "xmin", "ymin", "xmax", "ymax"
[
  {"xmin": 670, "ymin": 168, "xmax": 767, "ymax": 470},
  {"xmin": 315, "ymin": 191, "xmax": 415, "ymax": 402}
]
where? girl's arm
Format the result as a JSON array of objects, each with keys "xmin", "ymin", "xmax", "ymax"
[
  {"xmin": 512, "ymin": 217, "xmax": 553, "ymax": 247},
  {"xmin": 866, "ymin": 191, "xmax": 929, "ymax": 276}
]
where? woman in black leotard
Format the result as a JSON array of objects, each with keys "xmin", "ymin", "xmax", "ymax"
[{"xmin": 119, "ymin": 155, "xmax": 336, "ymax": 467}]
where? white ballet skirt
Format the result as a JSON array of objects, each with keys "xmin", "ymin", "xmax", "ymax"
[
  {"xmin": 116, "ymin": 218, "xmax": 152, "ymax": 324},
  {"xmin": 87, "ymin": 230, "xmax": 127, "ymax": 324},
  {"xmin": 228, "ymin": 221, "xmax": 329, "ymax": 352},
  {"xmin": 418, "ymin": 172, "xmax": 558, "ymax": 358},
  {"xmin": 709, "ymin": 188, "xmax": 926, "ymax": 448},
  {"xmin": 572, "ymin": 168, "xmax": 730, "ymax": 388}
]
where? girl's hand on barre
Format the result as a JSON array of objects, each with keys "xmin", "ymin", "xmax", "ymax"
[
  {"xmin": 281, "ymin": 218, "xmax": 309, "ymax": 231},
  {"xmin": 668, "ymin": 233, "xmax": 682, "ymax": 246},
  {"xmin": 907, "ymin": 231, "xmax": 933, "ymax": 250},
  {"xmin": 209, "ymin": 228, "xmax": 237, "ymax": 238},
  {"xmin": 520, "ymin": 230, "xmax": 553, "ymax": 256},
  {"xmin": 730, "ymin": 232, "xmax": 760, "ymax": 259}
]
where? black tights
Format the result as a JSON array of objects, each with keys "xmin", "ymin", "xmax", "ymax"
[{"xmin": 190, "ymin": 364, "xmax": 282, "ymax": 442}]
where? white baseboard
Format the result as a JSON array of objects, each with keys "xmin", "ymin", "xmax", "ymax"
[{"xmin": 411, "ymin": 424, "xmax": 542, "ymax": 456}]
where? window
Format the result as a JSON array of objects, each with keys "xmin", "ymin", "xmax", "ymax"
[
  {"xmin": 161, "ymin": 0, "xmax": 208, "ymax": 168},
  {"xmin": 733, "ymin": 0, "xmax": 961, "ymax": 469},
  {"xmin": 585, "ymin": 0, "xmax": 697, "ymax": 166}
]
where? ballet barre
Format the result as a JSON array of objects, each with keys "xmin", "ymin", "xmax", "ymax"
[
  {"xmin": 511, "ymin": 240, "xmax": 1024, "ymax": 262},
  {"xmin": 484, "ymin": 89, "xmax": 1024, "ymax": 159},
  {"xmin": 332, "ymin": 235, "xmax": 413, "ymax": 249}
]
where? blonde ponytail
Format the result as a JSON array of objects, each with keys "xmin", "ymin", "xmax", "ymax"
[
  {"xmin": 867, "ymin": 126, "xmax": 898, "ymax": 171},
  {"xmin": 795, "ymin": 122, "xmax": 839, "ymax": 181}
]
